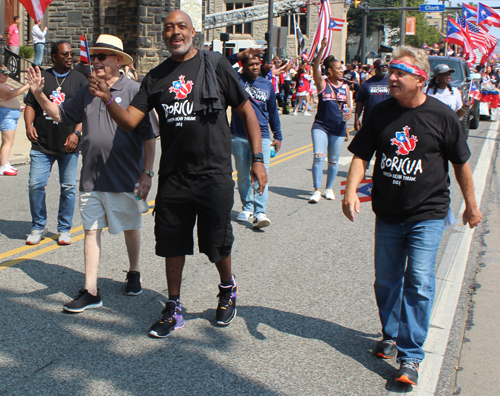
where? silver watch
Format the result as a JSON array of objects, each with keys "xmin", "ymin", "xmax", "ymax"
[{"xmin": 143, "ymin": 169, "xmax": 154, "ymax": 177}]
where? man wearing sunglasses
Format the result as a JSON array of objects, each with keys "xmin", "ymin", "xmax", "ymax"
[
  {"xmin": 354, "ymin": 59, "xmax": 391, "ymax": 131},
  {"xmin": 87, "ymin": 10, "xmax": 265, "ymax": 338},
  {"xmin": 24, "ymin": 41, "xmax": 87, "ymax": 246},
  {"xmin": 27, "ymin": 35, "xmax": 157, "ymax": 313}
]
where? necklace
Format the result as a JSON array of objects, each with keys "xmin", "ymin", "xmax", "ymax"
[{"xmin": 55, "ymin": 75, "xmax": 67, "ymax": 90}]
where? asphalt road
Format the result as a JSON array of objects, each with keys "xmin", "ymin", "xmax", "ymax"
[{"xmin": 0, "ymin": 112, "xmax": 497, "ymax": 395}]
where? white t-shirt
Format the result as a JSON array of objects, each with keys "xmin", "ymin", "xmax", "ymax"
[{"xmin": 425, "ymin": 86, "xmax": 463, "ymax": 112}]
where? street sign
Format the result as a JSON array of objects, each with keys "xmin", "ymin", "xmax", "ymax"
[{"xmin": 419, "ymin": 4, "xmax": 445, "ymax": 12}]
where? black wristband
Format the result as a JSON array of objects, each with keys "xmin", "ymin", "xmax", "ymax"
[
  {"xmin": 252, "ymin": 153, "xmax": 264, "ymax": 163},
  {"xmin": 74, "ymin": 131, "xmax": 82, "ymax": 138},
  {"xmin": 252, "ymin": 158, "xmax": 264, "ymax": 163}
]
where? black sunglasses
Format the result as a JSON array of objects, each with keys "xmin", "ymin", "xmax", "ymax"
[
  {"xmin": 90, "ymin": 53, "xmax": 118, "ymax": 61},
  {"xmin": 57, "ymin": 51, "xmax": 75, "ymax": 57}
]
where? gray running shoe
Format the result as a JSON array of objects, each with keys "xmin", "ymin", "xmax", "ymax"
[{"xmin": 26, "ymin": 228, "xmax": 48, "ymax": 245}]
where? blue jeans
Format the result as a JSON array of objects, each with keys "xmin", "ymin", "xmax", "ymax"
[
  {"xmin": 311, "ymin": 128, "xmax": 344, "ymax": 189},
  {"xmin": 29, "ymin": 149, "xmax": 79, "ymax": 232},
  {"xmin": 33, "ymin": 43, "xmax": 44, "ymax": 66},
  {"xmin": 231, "ymin": 136, "xmax": 270, "ymax": 216},
  {"xmin": 374, "ymin": 217, "xmax": 445, "ymax": 363}
]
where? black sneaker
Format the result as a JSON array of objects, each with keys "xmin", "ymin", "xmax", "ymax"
[
  {"xmin": 395, "ymin": 361, "xmax": 419, "ymax": 385},
  {"xmin": 149, "ymin": 300, "xmax": 185, "ymax": 338},
  {"xmin": 63, "ymin": 289, "xmax": 102, "ymax": 313},
  {"xmin": 125, "ymin": 271, "xmax": 142, "ymax": 295},
  {"xmin": 373, "ymin": 339, "xmax": 397, "ymax": 359},
  {"xmin": 216, "ymin": 277, "xmax": 238, "ymax": 326}
]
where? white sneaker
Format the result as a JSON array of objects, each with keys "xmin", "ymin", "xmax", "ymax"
[
  {"xmin": 0, "ymin": 165, "xmax": 17, "ymax": 176},
  {"xmin": 308, "ymin": 190, "xmax": 322, "ymax": 203},
  {"xmin": 58, "ymin": 232, "xmax": 72, "ymax": 245},
  {"xmin": 6, "ymin": 162, "xmax": 17, "ymax": 171},
  {"xmin": 253, "ymin": 214, "xmax": 271, "ymax": 229},
  {"xmin": 304, "ymin": 112, "xmax": 312, "ymax": 116},
  {"xmin": 293, "ymin": 111, "xmax": 298, "ymax": 116},
  {"xmin": 236, "ymin": 211, "xmax": 253, "ymax": 222},
  {"xmin": 324, "ymin": 189, "xmax": 335, "ymax": 200},
  {"xmin": 26, "ymin": 228, "xmax": 48, "ymax": 245}
]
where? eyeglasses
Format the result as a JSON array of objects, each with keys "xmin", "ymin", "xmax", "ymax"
[
  {"xmin": 90, "ymin": 53, "xmax": 118, "ymax": 61},
  {"xmin": 57, "ymin": 51, "xmax": 75, "ymax": 57},
  {"xmin": 376, "ymin": 64, "xmax": 389, "ymax": 69}
]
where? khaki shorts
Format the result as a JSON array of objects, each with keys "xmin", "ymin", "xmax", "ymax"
[{"xmin": 79, "ymin": 191, "xmax": 142, "ymax": 234}]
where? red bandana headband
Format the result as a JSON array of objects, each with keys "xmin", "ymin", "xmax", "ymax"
[{"xmin": 389, "ymin": 60, "xmax": 428, "ymax": 79}]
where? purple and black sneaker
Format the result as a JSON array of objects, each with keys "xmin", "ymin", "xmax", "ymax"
[
  {"xmin": 149, "ymin": 300, "xmax": 185, "ymax": 338},
  {"xmin": 216, "ymin": 277, "xmax": 238, "ymax": 326}
]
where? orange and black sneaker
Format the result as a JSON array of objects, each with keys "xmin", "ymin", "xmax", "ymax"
[
  {"xmin": 373, "ymin": 339, "xmax": 397, "ymax": 358},
  {"xmin": 216, "ymin": 276, "xmax": 238, "ymax": 326},
  {"xmin": 395, "ymin": 361, "xmax": 419, "ymax": 386}
]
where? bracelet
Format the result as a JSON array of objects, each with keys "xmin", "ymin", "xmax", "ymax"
[
  {"xmin": 461, "ymin": 106, "xmax": 469, "ymax": 111},
  {"xmin": 252, "ymin": 158, "xmax": 264, "ymax": 163},
  {"xmin": 104, "ymin": 95, "xmax": 114, "ymax": 106}
]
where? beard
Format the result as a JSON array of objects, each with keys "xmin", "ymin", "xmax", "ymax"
[{"xmin": 167, "ymin": 35, "xmax": 193, "ymax": 56}]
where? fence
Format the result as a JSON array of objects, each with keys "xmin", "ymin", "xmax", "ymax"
[{"xmin": 1, "ymin": 40, "xmax": 52, "ymax": 84}]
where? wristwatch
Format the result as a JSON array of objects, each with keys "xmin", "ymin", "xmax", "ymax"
[
  {"xmin": 252, "ymin": 153, "xmax": 264, "ymax": 163},
  {"xmin": 74, "ymin": 131, "xmax": 82, "ymax": 139},
  {"xmin": 143, "ymin": 169, "xmax": 154, "ymax": 177}
]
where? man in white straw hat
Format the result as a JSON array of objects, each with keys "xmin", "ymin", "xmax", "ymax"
[
  {"xmin": 88, "ymin": 10, "xmax": 266, "ymax": 338},
  {"xmin": 27, "ymin": 34, "xmax": 157, "ymax": 313}
]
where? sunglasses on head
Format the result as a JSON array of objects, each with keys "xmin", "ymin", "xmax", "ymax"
[
  {"xmin": 90, "ymin": 53, "xmax": 118, "ymax": 61},
  {"xmin": 57, "ymin": 51, "xmax": 75, "ymax": 57}
]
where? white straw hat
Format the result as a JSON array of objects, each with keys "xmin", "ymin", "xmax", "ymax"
[{"xmin": 88, "ymin": 34, "xmax": 133, "ymax": 66}]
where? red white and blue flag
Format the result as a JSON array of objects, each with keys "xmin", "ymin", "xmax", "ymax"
[
  {"xmin": 478, "ymin": 2, "xmax": 500, "ymax": 29},
  {"xmin": 469, "ymin": 81, "xmax": 481, "ymax": 101},
  {"xmin": 19, "ymin": 0, "xmax": 52, "ymax": 21},
  {"xmin": 446, "ymin": 17, "xmax": 476, "ymax": 61},
  {"xmin": 80, "ymin": 35, "xmax": 91, "ymax": 64},
  {"xmin": 340, "ymin": 179, "xmax": 373, "ymax": 203},
  {"xmin": 329, "ymin": 18, "xmax": 345, "ymax": 32},
  {"xmin": 307, "ymin": 0, "xmax": 333, "ymax": 62},
  {"xmin": 462, "ymin": 4, "xmax": 478, "ymax": 23},
  {"xmin": 301, "ymin": 49, "xmax": 308, "ymax": 61}
]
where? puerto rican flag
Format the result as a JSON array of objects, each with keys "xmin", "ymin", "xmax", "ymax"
[
  {"xmin": 478, "ymin": 3, "xmax": 500, "ymax": 29},
  {"xmin": 340, "ymin": 179, "xmax": 372, "ymax": 203},
  {"xmin": 80, "ymin": 35, "xmax": 91, "ymax": 64},
  {"xmin": 463, "ymin": 4, "xmax": 478, "ymax": 23},
  {"xmin": 469, "ymin": 81, "xmax": 481, "ymax": 101},
  {"xmin": 307, "ymin": 0, "xmax": 333, "ymax": 62},
  {"xmin": 329, "ymin": 18, "xmax": 345, "ymax": 32},
  {"xmin": 446, "ymin": 17, "xmax": 476, "ymax": 61},
  {"xmin": 18, "ymin": 0, "xmax": 52, "ymax": 21}
]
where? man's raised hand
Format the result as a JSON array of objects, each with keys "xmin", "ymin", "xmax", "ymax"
[{"xmin": 88, "ymin": 73, "xmax": 112, "ymax": 102}]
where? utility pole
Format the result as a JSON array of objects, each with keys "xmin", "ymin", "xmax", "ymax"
[
  {"xmin": 400, "ymin": 0, "xmax": 406, "ymax": 45},
  {"xmin": 267, "ymin": 0, "xmax": 274, "ymax": 63},
  {"xmin": 361, "ymin": 9, "xmax": 367, "ymax": 64}
]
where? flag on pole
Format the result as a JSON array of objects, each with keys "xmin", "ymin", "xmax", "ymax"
[
  {"xmin": 307, "ymin": 0, "xmax": 333, "ymax": 62},
  {"xmin": 340, "ymin": 179, "xmax": 373, "ymax": 203},
  {"xmin": 328, "ymin": 18, "xmax": 346, "ymax": 32},
  {"xmin": 469, "ymin": 81, "xmax": 481, "ymax": 101},
  {"xmin": 478, "ymin": 2, "xmax": 500, "ymax": 28},
  {"xmin": 80, "ymin": 35, "xmax": 91, "ymax": 64},
  {"xmin": 294, "ymin": 15, "xmax": 305, "ymax": 55},
  {"xmin": 462, "ymin": 4, "xmax": 478, "ymax": 23},
  {"xmin": 446, "ymin": 17, "xmax": 476, "ymax": 61},
  {"xmin": 18, "ymin": 0, "xmax": 53, "ymax": 21},
  {"xmin": 458, "ymin": 16, "xmax": 488, "ymax": 55}
]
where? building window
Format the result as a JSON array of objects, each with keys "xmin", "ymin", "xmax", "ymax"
[
  {"xmin": 226, "ymin": 2, "xmax": 253, "ymax": 35},
  {"xmin": 281, "ymin": 12, "xmax": 307, "ymax": 35}
]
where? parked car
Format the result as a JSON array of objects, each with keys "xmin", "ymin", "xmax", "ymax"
[{"xmin": 428, "ymin": 56, "xmax": 481, "ymax": 138}]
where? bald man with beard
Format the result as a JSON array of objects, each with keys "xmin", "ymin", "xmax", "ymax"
[{"xmin": 88, "ymin": 10, "xmax": 266, "ymax": 338}]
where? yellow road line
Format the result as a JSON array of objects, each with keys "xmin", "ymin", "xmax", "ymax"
[{"xmin": 0, "ymin": 143, "xmax": 317, "ymax": 268}]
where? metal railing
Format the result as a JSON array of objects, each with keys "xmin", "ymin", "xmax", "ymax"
[{"xmin": 2, "ymin": 46, "xmax": 38, "ymax": 84}]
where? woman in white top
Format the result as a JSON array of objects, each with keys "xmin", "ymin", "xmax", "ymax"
[{"xmin": 425, "ymin": 64, "xmax": 470, "ymax": 118}]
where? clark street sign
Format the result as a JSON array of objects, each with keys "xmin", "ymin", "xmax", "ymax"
[{"xmin": 419, "ymin": 4, "xmax": 445, "ymax": 12}]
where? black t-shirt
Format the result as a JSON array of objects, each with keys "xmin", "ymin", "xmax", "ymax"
[
  {"xmin": 131, "ymin": 51, "xmax": 249, "ymax": 175},
  {"xmin": 25, "ymin": 69, "xmax": 88, "ymax": 155},
  {"xmin": 348, "ymin": 96, "xmax": 471, "ymax": 223}
]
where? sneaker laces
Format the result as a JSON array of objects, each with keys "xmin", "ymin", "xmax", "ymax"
[
  {"xmin": 401, "ymin": 361, "xmax": 419, "ymax": 371},
  {"xmin": 73, "ymin": 289, "xmax": 88, "ymax": 301},
  {"xmin": 160, "ymin": 301, "xmax": 178, "ymax": 322},
  {"xmin": 218, "ymin": 286, "xmax": 233, "ymax": 307}
]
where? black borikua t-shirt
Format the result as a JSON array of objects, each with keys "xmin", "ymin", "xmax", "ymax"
[
  {"xmin": 131, "ymin": 52, "xmax": 248, "ymax": 175},
  {"xmin": 25, "ymin": 69, "xmax": 88, "ymax": 155},
  {"xmin": 348, "ymin": 95, "xmax": 471, "ymax": 223}
]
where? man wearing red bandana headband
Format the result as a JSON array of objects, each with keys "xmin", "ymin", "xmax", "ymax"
[{"xmin": 342, "ymin": 45, "xmax": 482, "ymax": 387}]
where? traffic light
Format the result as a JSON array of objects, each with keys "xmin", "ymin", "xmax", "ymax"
[{"xmin": 354, "ymin": 0, "xmax": 361, "ymax": 7}]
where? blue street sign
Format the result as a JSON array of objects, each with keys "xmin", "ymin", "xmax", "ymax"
[{"xmin": 419, "ymin": 4, "xmax": 445, "ymax": 12}]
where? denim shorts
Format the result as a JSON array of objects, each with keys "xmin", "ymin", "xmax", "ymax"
[{"xmin": 0, "ymin": 107, "xmax": 21, "ymax": 132}]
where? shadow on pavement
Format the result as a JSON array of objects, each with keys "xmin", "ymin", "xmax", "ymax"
[
  {"xmin": 0, "ymin": 219, "xmax": 33, "ymax": 240},
  {"xmin": 268, "ymin": 186, "xmax": 311, "ymax": 200}
]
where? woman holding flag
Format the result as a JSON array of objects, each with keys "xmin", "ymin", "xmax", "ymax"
[{"xmin": 307, "ymin": 37, "xmax": 352, "ymax": 203}]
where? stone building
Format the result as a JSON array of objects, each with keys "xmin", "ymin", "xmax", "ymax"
[{"xmin": 3, "ymin": 0, "xmax": 350, "ymax": 75}]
